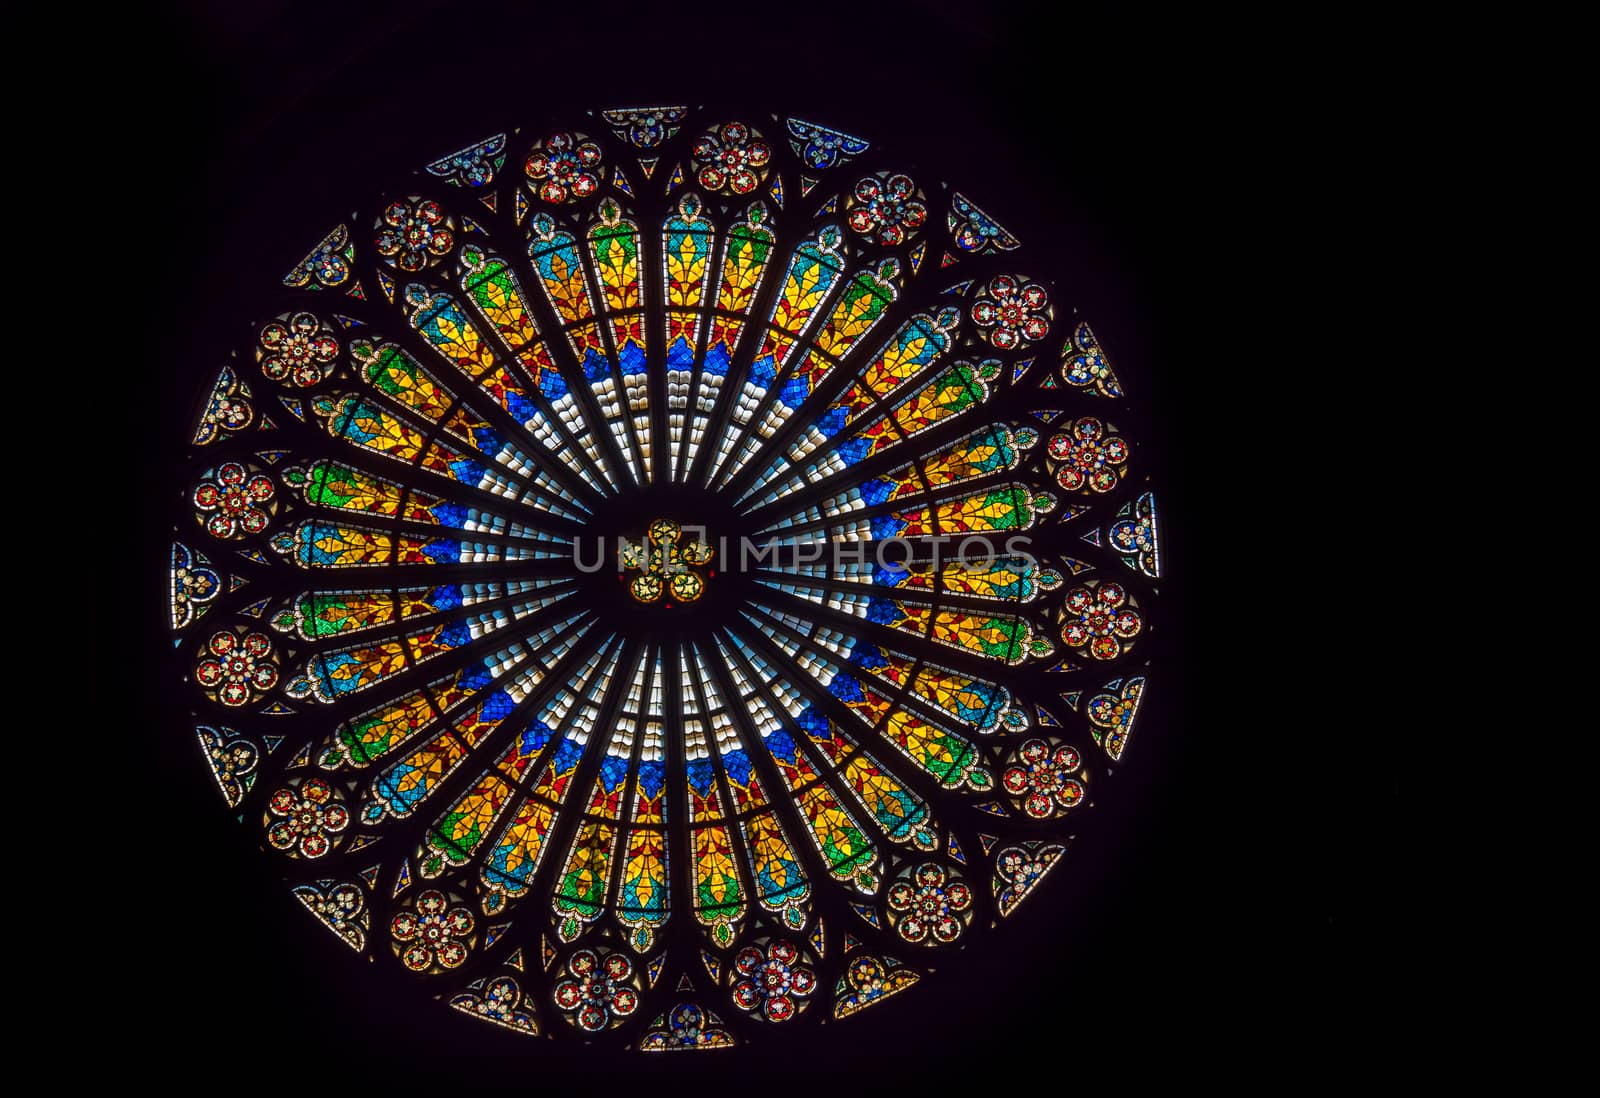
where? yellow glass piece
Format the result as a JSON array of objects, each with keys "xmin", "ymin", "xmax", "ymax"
[
  {"xmin": 411, "ymin": 291, "xmax": 498, "ymax": 378},
  {"xmin": 384, "ymin": 732, "xmax": 468, "ymax": 810},
  {"xmin": 884, "ymin": 368, "xmax": 986, "ymax": 443},
  {"xmin": 553, "ymin": 820, "xmax": 618, "ymax": 926},
  {"xmin": 481, "ymin": 752, "xmax": 572, "ymax": 902},
  {"xmin": 462, "ymin": 251, "xmax": 541, "ymax": 350},
  {"xmin": 318, "ymin": 396, "xmax": 426, "ymax": 463},
  {"xmin": 299, "ymin": 524, "xmax": 392, "ymax": 567},
  {"xmin": 742, "ymin": 810, "xmax": 809, "ymax": 909},
  {"xmin": 423, "ymin": 773, "xmax": 515, "ymax": 876},
  {"xmin": 693, "ymin": 824, "xmax": 742, "ymax": 915},
  {"xmin": 530, "ymin": 221, "xmax": 595, "ymax": 326},
  {"xmin": 919, "ymin": 438, "xmax": 1001, "ymax": 490},
  {"xmin": 845, "ymin": 757, "xmax": 919, "ymax": 828},
  {"xmin": 301, "ymin": 463, "xmax": 405, "ymax": 516},
  {"xmin": 353, "ymin": 342, "xmax": 456, "ymax": 422},
  {"xmin": 324, "ymin": 640, "xmax": 407, "ymax": 694},
  {"xmin": 664, "ymin": 198, "xmax": 712, "ymax": 307},
  {"xmin": 796, "ymin": 784, "xmax": 875, "ymax": 883},
  {"xmin": 483, "ymin": 796, "xmax": 556, "ymax": 898},
  {"xmin": 859, "ymin": 316, "xmax": 951, "ymax": 398},
  {"xmin": 809, "ymin": 260, "xmax": 899, "ymax": 361},
  {"xmin": 325, "ymin": 690, "xmax": 436, "ymax": 770},
  {"xmin": 618, "ymin": 827, "xmax": 668, "ymax": 943},
  {"xmin": 589, "ymin": 200, "xmax": 641, "ymax": 313},
  {"xmin": 715, "ymin": 206, "xmax": 774, "ymax": 316}
]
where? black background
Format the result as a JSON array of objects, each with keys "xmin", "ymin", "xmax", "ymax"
[{"xmin": 89, "ymin": 0, "xmax": 1358, "ymax": 1086}]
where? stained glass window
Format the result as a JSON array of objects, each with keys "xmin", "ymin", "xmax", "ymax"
[{"xmin": 168, "ymin": 107, "xmax": 1164, "ymax": 1050}]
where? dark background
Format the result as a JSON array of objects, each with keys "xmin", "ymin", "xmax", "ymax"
[{"xmin": 89, "ymin": 0, "xmax": 1358, "ymax": 1086}]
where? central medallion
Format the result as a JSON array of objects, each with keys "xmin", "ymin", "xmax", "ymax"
[{"xmin": 621, "ymin": 519, "xmax": 714, "ymax": 604}]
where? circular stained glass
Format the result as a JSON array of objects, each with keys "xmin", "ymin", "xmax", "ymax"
[{"xmin": 170, "ymin": 106, "xmax": 1164, "ymax": 1050}]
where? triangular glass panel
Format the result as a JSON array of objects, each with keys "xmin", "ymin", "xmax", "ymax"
[
  {"xmin": 994, "ymin": 842, "xmax": 1066, "ymax": 917},
  {"xmin": 291, "ymin": 881, "xmax": 366, "ymax": 950},
  {"xmin": 192, "ymin": 364, "xmax": 252, "ymax": 446},
  {"xmin": 1086, "ymin": 675, "xmax": 1146, "ymax": 761},
  {"xmin": 785, "ymin": 118, "xmax": 870, "ymax": 170},
  {"xmin": 283, "ymin": 224, "xmax": 353, "ymax": 291},
  {"xmin": 1109, "ymin": 491, "xmax": 1161, "ymax": 578},
  {"xmin": 195, "ymin": 725, "xmax": 256, "ymax": 807},
  {"xmin": 171, "ymin": 542, "xmax": 221, "ymax": 630},
  {"xmin": 600, "ymin": 105, "xmax": 688, "ymax": 147},
  {"xmin": 947, "ymin": 191, "xmax": 1021, "ymax": 254},
  {"xmin": 422, "ymin": 132, "xmax": 507, "ymax": 187}
]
